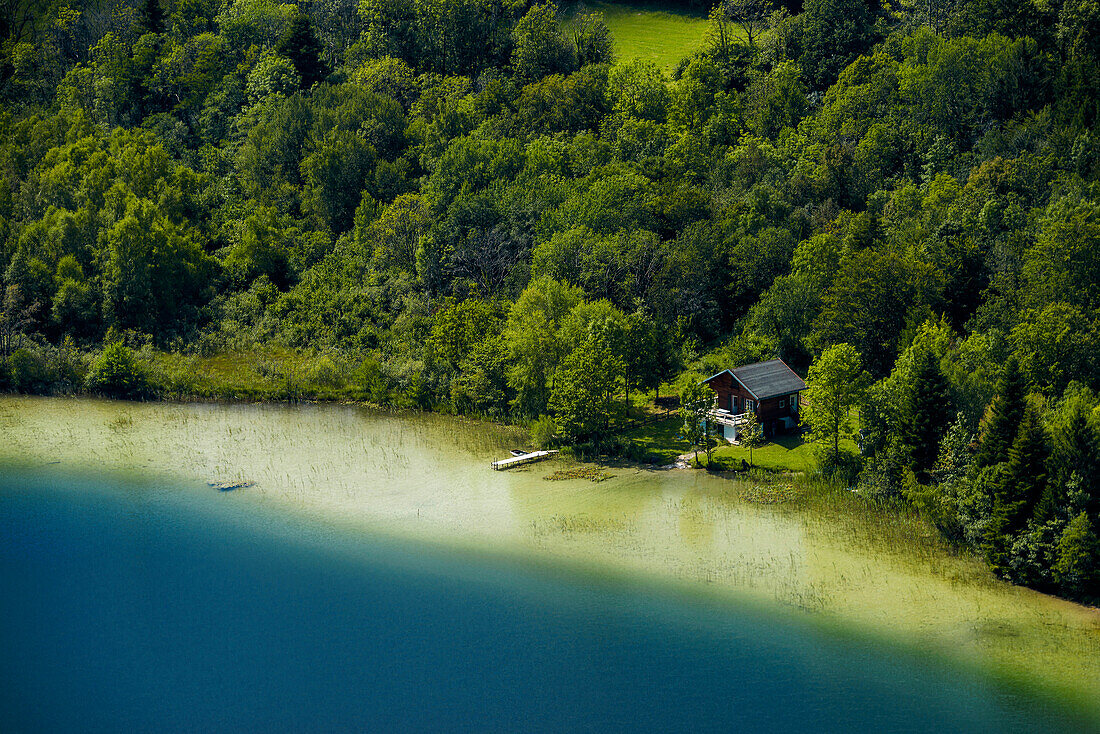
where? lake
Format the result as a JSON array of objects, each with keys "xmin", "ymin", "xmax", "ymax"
[{"xmin": 1, "ymin": 396, "xmax": 1098, "ymax": 730}]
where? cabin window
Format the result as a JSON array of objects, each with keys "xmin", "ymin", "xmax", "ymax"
[
  {"xmin": 746, "ymin": 399, "xmax": 755, "ymax": 412},
  {"xmin": 730, "ymin": 395, "xmax": 736, "ymax": 411},
  {"xmin": 779, "ymin": 398, "xmax": 785, "ymax": 408}
]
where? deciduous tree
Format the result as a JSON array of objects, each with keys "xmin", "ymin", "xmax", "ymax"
[
  {"xmin": 679, "ymin": 375, "xmax": 713, "ymax": 467},
  {"xmin": 803, "ymin": 343, "xmax": 868, "ymax": 462},
  {"xmin": 741, "ymin": 411, "xmax": 765, "ymax": 467}
]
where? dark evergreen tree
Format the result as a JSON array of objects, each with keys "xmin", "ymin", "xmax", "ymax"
[
  {"xmin": 277, "ymin": 14, "xmax": 329, "ymax": 89},
  {"xmin": 1050, "ymin": 404, "xmax": 1100, "ymax": 518},
  {"xmin": 798, "ymin": 0, "xmax": 877, "ymax": 91},
  {"xmin": 905, "ymin": 350, "xmax": 951, "ymax": 479},
  {"xmin": 983, "ymin": 408, "xmax": 1049, "ymax": 575},
  {"xmin": 141, "ymin": 0, "xmax": 165, "ymax": 34},
  {"xmin": 974, "ymin": 357, "xmax": 1026, "ymax": 469}
]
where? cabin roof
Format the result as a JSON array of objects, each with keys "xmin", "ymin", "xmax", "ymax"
[{"xmin": 702, "ymin": 359, "xmax": 806, "ymax": 400}]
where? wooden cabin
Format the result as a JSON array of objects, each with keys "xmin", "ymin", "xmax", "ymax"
[{"xmin": 701, "ymin": 359, "xmax": 807, "ymax": 440}]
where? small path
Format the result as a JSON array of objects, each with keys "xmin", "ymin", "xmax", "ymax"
[{"xmin": 671, "ymin": 453, "xmax": 695, "ymax": 469}]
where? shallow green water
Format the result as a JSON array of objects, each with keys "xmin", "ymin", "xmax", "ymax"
[
  {"xmin": 1, "ymin": 395, "xmax": 1098, "ymax": 725},
  {"xmin": 4, "ymin": 471, "xmax": 1089, "ymax": 732}
]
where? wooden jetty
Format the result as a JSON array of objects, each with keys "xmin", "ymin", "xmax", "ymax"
[{"xmin": 491, "ymin": 450, "xmax": 558, "ymax": 471}]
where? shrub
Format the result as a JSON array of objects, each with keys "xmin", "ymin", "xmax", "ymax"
[
  {"xmin": 350, "ymin": 357, "xmax": 389, "ymax": 403},
  {"xmin": 530, "ymin": 414, "xmax": 558, "ymax": 448},
  {"xmin": 85, "ymin": 343, "xmax": 149, "ymax": 399},
  {"xmin": 47, "ymin": 339, "xmax": 89, "ymax": 392},
  {"xmin": 305, "ymin": 354, "xmax": 345, "ymax": 389},
  {"xmin": 1054, "ymin": 513, "xmax": 1099, "ymax": 601},
  {"xmin": 818, "ymin": 446, "xmax": 863, "ymax": 485},
  {"xmin": 7, "ymin": 347, "xmax": 55, "ymax": 393}
]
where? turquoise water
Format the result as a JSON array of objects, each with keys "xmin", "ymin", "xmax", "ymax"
[{"xmin": 1, "ymin": 470, "xmax": 1091, "ymax": 732}]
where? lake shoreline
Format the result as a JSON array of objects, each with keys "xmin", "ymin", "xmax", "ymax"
[{"xmin": 2, "ymin": 395, "xmax": 1098, "ymax": 724}]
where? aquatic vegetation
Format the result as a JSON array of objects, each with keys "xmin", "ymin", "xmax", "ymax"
[
  {"xmin": 545, "ymin": 467, "xmax": 616, "ymax": 482},
  {"xmin": 740, "ymin": 483, "xmax": 799, "ymax": 504},
  {"xmin": 531, "ymin": 514, "xmax": 636, "ymax": 535}
]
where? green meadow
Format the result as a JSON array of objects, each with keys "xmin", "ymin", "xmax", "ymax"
[{"xmin": 562, "ymin": 1, "xmax": 715, "ymax": 69}]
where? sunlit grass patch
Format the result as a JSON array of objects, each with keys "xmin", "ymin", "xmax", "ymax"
[
  {"xmin": 711, "ymin": 432, "xmax": 820, "ymax": 473},
  {"xmin": 561, "ymin": 1, "xmax": 718, "ymax": 70}
]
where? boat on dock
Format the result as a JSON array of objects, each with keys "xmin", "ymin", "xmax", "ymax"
[{"xmin": 491, "ymin": 450, "xmax": 558, "ymax": 470}]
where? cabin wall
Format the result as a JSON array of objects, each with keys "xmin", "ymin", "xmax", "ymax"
[
  {"xmin": 705, "ymin": 374, "xmax": 802, "ymax": 438},
  {"xmin": 704, "ymin": 373, "xmax": 755, "ymax": 413},
  {"xmin": 759, "ymin": 395, "xmax": 800, "ymax": 436}
]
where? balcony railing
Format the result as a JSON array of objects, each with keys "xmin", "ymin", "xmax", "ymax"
[{"xmin": 706, "ymin": 409, "xmax": 750, "ymax": 427}]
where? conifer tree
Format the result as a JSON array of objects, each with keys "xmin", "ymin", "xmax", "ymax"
[
  {"xmin": 141, "ymin": 0, "xmax": 165, "ymax": 34},
  {"xmin": 974, "ymin": 357, "xmax": 1026, "ymax": 469},
  {"xmin": 905, "ymin": 350, "xmax": 951, "ymax": 479},
  {"xmin": 1050, "ymin": 403, "xmax": 1099, "ymax": 517},
  {"xmin": 983, "ymin": 408, "xmax": 1049, "ymax": 575},
  {"xmin": 277, "ymin": 15, "xmax": 329, "ymax": 89}
]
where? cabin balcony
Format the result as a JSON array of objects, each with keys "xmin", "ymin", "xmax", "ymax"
[{"xmin": 706, "ymin": 409, "xmax": 751, "ymax": 427}]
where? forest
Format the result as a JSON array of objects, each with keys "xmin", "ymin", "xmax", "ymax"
[{"xmin": 0, "ymin": 0, "xmax": 1098, "ymax": 600}]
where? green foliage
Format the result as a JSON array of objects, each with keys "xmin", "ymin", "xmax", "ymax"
[
  {"xmin": 1054, "ymin": 512, "xmax": 1099, "ymax": 599},
  {"xmin": 1009, "ymin": 303, "xmax": 1099, "ymax": 398},
  {"xmin": 803, "ymin": 343, "xmax": 868, "ymax": 462},
  {"xmin": 504, "ymin": 278, "xmax": 582, "ymax": 417},
  {"xmin": 983, "ymin": 408, "xmax": 1049, "ymax": 576},
  {"xmin": 569, "ymin": 12, "xmax": 614, "ymax": 67},
  {"xmin": 276, "ymin": 14, "xmax": 329, "ymax": 88},
  {"xmin": 6, "ymin": 347, "xmax": 55, "ymax": 392},
  {"xmin": 679, "ymin": 373, "xmax": 712, "ymax": 466},
  {"xmin": 973, "ymin": 357, "xmax": 1026, "ymax": 469},
  {"xmin": 799, "ymin": 0, "xmax": 877, "ymax": 91},
  {"xmin": 246, "ymin": 54, "xmax": 301, "ymax": 102},
  {"xmin": 740, "ymin": 410, "xmax": 766, "ymax": 466},
  {"xmin": 84, "ymin": 342, "xmax": 149, "ymax": 398},
  {"xmin": 511, "ymin": 4, "xmax": 575, "ymax": 83},
  {"xmin": 905, "ymin": 349, "xmax": 952, "ymax": 478},
  {"xmin": 814, "ymin": 248, "xmax": 943, "ymax": 376},
  {"xmin": 529, "ymin": 413, "xmax": 558, "ymax": 448},
  {"xmin": 549, "ymin": 335, "xmax": 622, "ymax": 442},
  {"xmin": 429, "ymin": 296, "xmax": 500, "ymax": 368}
]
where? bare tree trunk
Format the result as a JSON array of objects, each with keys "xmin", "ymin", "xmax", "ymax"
[{"xmin": 704, "ymin": 421, "xmax": 712, "ymax": 468}]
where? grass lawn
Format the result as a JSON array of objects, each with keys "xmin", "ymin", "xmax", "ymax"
[
  {"xmin": 710, "ymin": 430, "xmax": 819, "ymax": 472},
  {"xmin": 709, "ymin": 409, "xmax": 862, "ymax": 473},
  {"xmin": 562, "ymin": 1, "xmax": 716, "ymax": 70},
  {"xmin": 620, "ymin": 415, "xmax": 692, "ymax": 463},
  {"xmin": 621, "ymin": 408, "xmax": 863, "ymax": 473}
]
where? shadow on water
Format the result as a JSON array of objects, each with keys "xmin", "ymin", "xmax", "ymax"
[{"xmin": 1, "ymin": 469, "xmax": 1095, "ymax": 733}]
